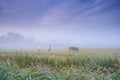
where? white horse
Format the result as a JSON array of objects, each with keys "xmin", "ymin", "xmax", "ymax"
[
  {"xmin": 47, "ymin": 45, "xmax": 51, "ymax": 52},
  {"xmin": 37, "ymin": 47, "xmax": 41, "ymax": 52}
]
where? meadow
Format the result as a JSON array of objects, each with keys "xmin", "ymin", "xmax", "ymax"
[{"xmin": 0, "ymin": 48, "xmax": 120, "ymax": 80}]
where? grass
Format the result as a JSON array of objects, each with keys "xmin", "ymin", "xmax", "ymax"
[{"xmin": 0, "ymin": 49, "xmax": 120, "ymax": 80}]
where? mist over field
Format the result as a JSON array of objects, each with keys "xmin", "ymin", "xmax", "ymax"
[
  {"xmin": 0, "ymin": 32, "xmax": 70, "ymax": 49},
  {"xmin": 0, "ymin": 1, "xmax": 120, "ymax": 79},
  {"xmin": 0, "ymin": 32, "xmax": 120, "ymax": 49},
  {"xmin": 0, "ymin": 0, "xmax": 120, "ymax": 49}
]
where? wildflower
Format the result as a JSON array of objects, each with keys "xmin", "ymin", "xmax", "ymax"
[
  {"xmin": 38, "ymin": 62, "xmax": 44, "ymax": 67},
  {"xmin": 13, "ymin": 64, "xmax": 19, "ymax": 69},
  {"xmin": 70, "ymin": 64, "xmax": 76, "ymax": 70},
  {"xmin": 112, "ymin": 64, "xmax": 120, "ymax": 69},
  {"xmin": 87, "ymin": 57, "xmax": 91, "ymax": 61},
  {"xmin": 0, "ymin": 61, "xmax": 3, "ymax": 65},
  {"xmin": 105, "ymin": 68, "xmax": 113, "ymax": 75},
  {"xmin": 108, "ymin": 67, "xmax": 114, "ymax": 73},
  {"xmin": 96, "ymin": 78, "xmax": 101, "ymax": 80},
  {"xmin": 78, "ymin": 62, "xmax": 81, "ymax": 66}
]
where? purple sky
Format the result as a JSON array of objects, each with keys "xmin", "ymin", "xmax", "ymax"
[{"xmin": 0, "ymin": 0, "xmax": 120, "ymax": 48}]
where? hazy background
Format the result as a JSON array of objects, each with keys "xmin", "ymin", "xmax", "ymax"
[{"xmin": 0, "ymin": 0, "xmax": 120, "ymax": 49}]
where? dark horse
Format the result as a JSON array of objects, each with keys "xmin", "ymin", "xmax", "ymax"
[{"xmin": 69, "ymin": 47, "xmax": 79, "ymax": 52}]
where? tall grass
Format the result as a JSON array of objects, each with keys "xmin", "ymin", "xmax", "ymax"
[{"xmin": 0, "ymin": 49, "xmax": 120, "ymax": 80}]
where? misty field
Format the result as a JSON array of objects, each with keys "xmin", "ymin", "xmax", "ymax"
[{"xmin": 0, "ymin": 49, "xmax": 120, "ymax": 80}]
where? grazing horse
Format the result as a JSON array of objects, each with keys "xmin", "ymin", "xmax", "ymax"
[{"xmin": 69, "ymin": 47, "xmax": 79, "ymax": 52}]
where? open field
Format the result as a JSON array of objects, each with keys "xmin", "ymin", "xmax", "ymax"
[{"xmin": 0, "ymin": 49, "xmax": 120, "ymax": 80}]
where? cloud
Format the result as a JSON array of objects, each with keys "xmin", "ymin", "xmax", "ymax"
[
  {"xmin": 0, "ymin": 0, "xmax": 119, "ymax": 27},
  {"xmin": 37, "ymin": 0, "xmax": 120, "ymax": 27}
]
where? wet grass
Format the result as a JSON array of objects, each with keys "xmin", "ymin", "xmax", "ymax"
[{"xmin": 0, "ymin": 49, "xmax": 120, "ymax": 80}]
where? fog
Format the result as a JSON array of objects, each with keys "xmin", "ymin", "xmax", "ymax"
[
  {"xmin": 0, "ymin": 0, "xmax": 120, "ymax": 49},
  {"xmin": 0, "ymin": 32, "xmax": 70, "ymax": 49},
  {"xmin": 0, "ymin": 32, "xmax": 120, "ymax": 50}
]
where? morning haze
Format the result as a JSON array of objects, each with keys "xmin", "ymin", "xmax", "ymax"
[
  {"xmin": 0, "ymin": 0, "xmax": 120, "ymax": 49},
  {"xmin": 0, "ymin": 0, "xmax": 120, "ymax": 79}
]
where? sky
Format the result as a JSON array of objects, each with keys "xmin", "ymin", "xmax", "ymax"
[{"xmin": 0, "ymin": 0, "xmax": 120, "ymax": 48}]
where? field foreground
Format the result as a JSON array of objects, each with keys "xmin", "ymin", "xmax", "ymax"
[{"xmin": 0, "ymin": 49, "xmax": 120, "ymax": 80}]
